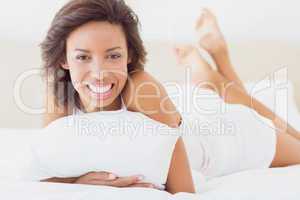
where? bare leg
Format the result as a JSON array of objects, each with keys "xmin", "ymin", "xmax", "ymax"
[
  {"xmin": 195, "ymin": 9, "xmax": 300, "ymax": 141},
  {"xmin": 174, "ymin": 45, "xmax": 251, "ymax": 106},
  {"xmin": 271, "ymin": 132, "xmax": 300, "ymax": 167},
  {"xmin": 195, "ymin": 9, "xmax": 246, "ymax": 92},
  {"xmin": 174, "ymin": 45, "xmax": 300, "ymax": 167}
]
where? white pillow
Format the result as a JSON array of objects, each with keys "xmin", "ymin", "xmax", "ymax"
[
  {"xmin": 0, "ymin": 129, "xmax": 41, "ymax": 180},
  {"xmin": 0, "ymin": 111, "xmax": 179, "ymax": 187}
]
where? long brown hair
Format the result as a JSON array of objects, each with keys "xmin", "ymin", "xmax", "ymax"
[{"xmin": 41, "ymin": 0, "xmax": 147, "ymax": 109}]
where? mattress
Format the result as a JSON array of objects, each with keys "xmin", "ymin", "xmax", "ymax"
[{"xmin": 1, "ymin": 165, "xmax": 299, "ymax": 200}]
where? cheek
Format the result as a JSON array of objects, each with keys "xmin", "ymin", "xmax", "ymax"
[
  {"xmin": 115, "ymin": 62, "xmax": 128, "ymax": 84},
  {"xmin": 68, "ymin": 67, "xmax": 88, "ymax": 90},
  {"xmin": 115, "ymin": 73, "xmax": 128, "ymax": 90},
  {"xmin": 109, "ymin": 57, "xmax": 128, "ymax": 70},
  {"xmin": 114, "ymin": 60, "xmax": 129, "ymax": 90}
]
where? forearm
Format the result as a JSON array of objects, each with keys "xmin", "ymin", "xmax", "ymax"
[
  {"xmin": 41, "ymin": 177, "xmax": 76, "ymax": 184},
  {"xmin": 166, "ymin": 138, "xmax": 195, "ymax": 194}
]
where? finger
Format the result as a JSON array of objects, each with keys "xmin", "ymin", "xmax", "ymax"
[
  {"xmin": 129, "ymin": 183, "xmax": 155, "ymax": 188},
  {"xmin": 108, "ymin": 175, "xmax": 144, "ymax": 187},
  {"xmin": 76, "ymin": 176, "xmax": 139, "ymax": 187},
  {"xmin": 84, "ymin": 171, "xmax": 117, "ymax": 181}
]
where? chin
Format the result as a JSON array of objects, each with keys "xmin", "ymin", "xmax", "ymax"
[{"xmin": 92, "ymin": 99, "xmax": 116, "ymax": 109}]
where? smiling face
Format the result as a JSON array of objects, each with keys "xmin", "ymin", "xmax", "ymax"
[{"xmin": 62, "ymin": 21, "xmax": 130, "ymax": 112}]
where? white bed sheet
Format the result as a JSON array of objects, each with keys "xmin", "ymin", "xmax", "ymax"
[
  {"xmin": 194, "ymin": 165, "xmax": 300, "ymax": 199},
  {"xmin": 1, "ymin": 165, "xmax": 300, "ymax": 200}
]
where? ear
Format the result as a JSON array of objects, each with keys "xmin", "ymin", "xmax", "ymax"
[
  {"xmin": 61, "ymin": 62, "xmax": 69, "ymax": 70},
  {"xmin": 127, "ymin": 57, "xmax": 132, "ymax": 64}
]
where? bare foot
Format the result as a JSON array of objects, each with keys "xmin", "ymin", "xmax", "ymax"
[
  {"xmin": 195, "ymin": 9, "xmax": 247, "ymax": 92},
  {"xmin": 195, "ymin": 9, "xmax": 227, "ymax": 55}
]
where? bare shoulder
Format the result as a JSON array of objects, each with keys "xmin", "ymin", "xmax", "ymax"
[
  {"xmin": 122, "ymin": 70, "xmax": 161, "ymax": 103},
  {"xmin": 128, "ymin": 70, "xmax": 161, "ymax": 87},
  {"xmin": 122, "ymin": 70, "xmax": 182, "ymax": 128},
  {"xmin": 43, "ymin": 91, "xmax": 69, "ymax": 127}
]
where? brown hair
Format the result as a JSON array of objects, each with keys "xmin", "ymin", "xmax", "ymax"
[{"xmin": 41, "ymin": 0, "xmax": 147, "ymax": 108}]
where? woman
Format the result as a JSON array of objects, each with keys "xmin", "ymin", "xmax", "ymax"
[
  {"xmin": 41, "ymin": 0, "xmax": 194, "ymax": 194},
  {"xmin": 42, "ymin": 0, "xmax": 300, "ymax": 192}
]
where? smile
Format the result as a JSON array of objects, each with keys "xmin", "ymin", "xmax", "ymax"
[{"xmin": 85, "ymin": 83, "xmax": 115, "ymax": 100}]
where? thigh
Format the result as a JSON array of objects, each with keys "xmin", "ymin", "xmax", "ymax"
[{"xmin": 271, "ymin": 132, "xmax": 300, "ymax": 167}]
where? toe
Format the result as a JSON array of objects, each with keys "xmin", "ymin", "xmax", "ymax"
[{"xmin": 195, "ymin": 9, "xmax": 206, "ymax": 30}]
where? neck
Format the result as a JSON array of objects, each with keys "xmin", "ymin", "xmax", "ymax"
[{"xmin": 79, "ymin": 96, "xmax": 122, "ymax": 113}]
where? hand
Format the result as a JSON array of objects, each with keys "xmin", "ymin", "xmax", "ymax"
[{"xmin": 42, "ymin": 171, "xmax": 162, "ymax": 190}]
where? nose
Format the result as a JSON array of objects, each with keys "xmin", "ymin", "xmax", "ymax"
[
  {"xmin": 90, "ymin": 59, "xmax": 109, "ymax": 79},
  {"xmin": 91, "ymin": 58, "xmax": 103, "ymax": 73}
]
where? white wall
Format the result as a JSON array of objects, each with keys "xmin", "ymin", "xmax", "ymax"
[
  {"xmin": 130, "ymin": 0, "xmax": 300, "ymax": 42},
  {"xmin": 0, "ymin": 0, "xmax": 299, "ymax": 43},
  {"xmin": 0, "ymin": 0, "xmax": 68, "ymax": 43}
]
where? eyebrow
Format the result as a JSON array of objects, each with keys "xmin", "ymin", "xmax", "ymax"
[
  {"xmin": 74, "ymin": 47, "xmax": 122, "ymax": 53},
  {"xmin": 74, "ymin": 49, "xmax": 90, "ymax": 53},
  {"xmin": 106, "ymin": 47, "xmax": 122, "ymax": 52}
]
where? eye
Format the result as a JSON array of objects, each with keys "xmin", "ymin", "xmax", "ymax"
[
  {"xmin": 76, "ymin": 55, "xmax": 90, "ymax": 61},
  {"xmin": 107, "ymin": 53, "xmax": 122, "ymax": 60}
]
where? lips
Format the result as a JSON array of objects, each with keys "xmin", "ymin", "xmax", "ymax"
[
  {"xmin": 87, "ymin": 84, "xmax": 113, "ymax": 94},
  {"xmin": 83, "ymin": 82, "xmax": 114, "ymax": 100}
]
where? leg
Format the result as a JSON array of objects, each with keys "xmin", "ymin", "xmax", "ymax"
[
  {"xmin": 272, "ymin": 132, "xmax": 300, "ymax": 167},
  {"xmin": 195, "ymin": 9, "xmax": 246, "ymax": 92},
  {"xmin": 194, "ymin": 9, "xmax": 300, "ymax": 141},
  {"xmin": 174, "ymin": 44, "xmax": 250, "ymax": 106},
  {"xmin": 174, "ymin": 45, "xmax": 300, "ymax": 167}
]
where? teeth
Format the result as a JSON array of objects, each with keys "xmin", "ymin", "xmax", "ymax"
[{"xmin": 88, "ymin": 84, "xmax": 112, "ymax": 94}]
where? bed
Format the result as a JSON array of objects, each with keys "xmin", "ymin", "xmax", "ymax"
[
  {"xmin": 0, "ymin": 165, "xmax": 299, "ymax": 200},
  {"xmin": 1, "ymin": 81, "xmax": 300, "ymax": 199}
]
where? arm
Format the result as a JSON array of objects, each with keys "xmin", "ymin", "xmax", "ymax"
[
  {"xmin": 42, "ymin": 172, "xmax": 159, "ymax": 188},
  {"xmin": 122, "ymin": 71, "xmax": 195, "ymax": 193},
  {"xmin": 122, "ymin": 70, "xmax": 182, "ymax": 128},
  {"xmin": 166, "ymin": 138, "xmax": 195, "ymax": 194}
]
